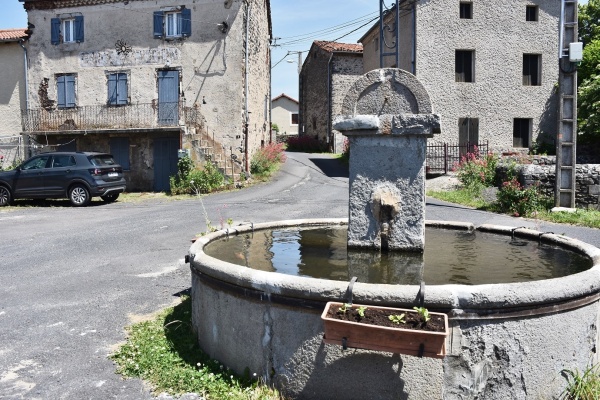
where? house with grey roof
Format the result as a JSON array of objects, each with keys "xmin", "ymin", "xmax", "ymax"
[
  {"xmin": 18, "ymin": 0, "xmax": 272, "ymax": 191},
  {"xmin": 299, "ymin": 40, "xmax": 363, "ymax": 153},
  {"xmin": 271, "ymin": 93, "xmax": 299, "ymax": 136}
]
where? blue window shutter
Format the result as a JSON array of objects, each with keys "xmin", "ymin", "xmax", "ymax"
[
  {"xmin": 117, "ymin": 73, "xmax": 128, "ymax": 105},
  {"xmin": 181, "ymin": 8, "xmax": 191, "ymax": 37},
  {"xmin": 74, "ymin": 15, "xmax": 84, "ymax": 42},
  {"xmin": 57, "ymin": 75, "xmax": 66, "ymax": 108},
  {"xmin": 51, "ymin": 18, "xmax": 61, "ymax": 45},
  {"xmin": 108, "ymin": 74, "xmax": 117, "ymax": 105},
  {"xmin": 153, "ymin": 11, "xmax": 164, "ymax": 38},
  {"xmin": 65, "ymin": 75, "xmax": 76, "ymax": 108}
]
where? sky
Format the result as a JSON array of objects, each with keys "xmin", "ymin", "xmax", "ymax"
[{"xmin": 1, "ymin": 0, "xmax": 589, "ymax": 101}]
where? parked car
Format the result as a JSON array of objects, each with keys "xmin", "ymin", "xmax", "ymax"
[{"xmin": 0, "ymin": 152, "xmax": 126, "ymax": 207}]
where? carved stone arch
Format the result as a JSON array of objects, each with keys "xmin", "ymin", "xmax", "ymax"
[{"xmin": 341, "ymin": 68, "xmax": 433, "ymax": 116}]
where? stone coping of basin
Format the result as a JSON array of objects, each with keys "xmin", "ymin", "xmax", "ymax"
[{"xmin": 189, "ymin": 218, "xmax": 600, "ymax": 316}]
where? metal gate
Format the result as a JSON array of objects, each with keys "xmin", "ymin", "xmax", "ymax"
[{"xmin": 426, "ymin": 141, "xmax": 489, "ymax": 175}]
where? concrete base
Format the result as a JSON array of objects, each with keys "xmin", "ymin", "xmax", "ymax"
[{"xmin": 189, "ymin": 219, "xmax": 600, "ymax": 399}]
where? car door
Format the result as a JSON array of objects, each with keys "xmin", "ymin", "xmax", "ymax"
[
  {"xmin": 13, "ymin": 155, "xmax": 52, "ymax": 197},
  {"xmin": 44, "ymin": 155, "xmax": 77, "ymax": 195}
]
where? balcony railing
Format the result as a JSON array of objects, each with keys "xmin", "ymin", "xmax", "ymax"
[{"xmin": 21, "ymin": 102, "xmax": 200, "ymax": 132}]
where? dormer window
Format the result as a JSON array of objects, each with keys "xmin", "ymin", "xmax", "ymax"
[
  {"xmin": 51, "ymin": 15, "xmax": 84, "ymax": 45},
  {"xmin": 154, "ymin": 8, "xmax": 191, "ymax": 39}
]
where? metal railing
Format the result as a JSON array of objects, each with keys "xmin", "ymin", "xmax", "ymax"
[
  {"xmin": 426, "ymin": 141, "xmax": 489, "ymax": 174},
  {"xmin": 21, "ymin": 102, "xmax": 201, "ymax": 132}
]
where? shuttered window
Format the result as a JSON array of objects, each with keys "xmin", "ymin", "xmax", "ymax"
[
  {"xmin": 108, "ymin": 73, "xmax": 128, "ymax": 106},
  {"xmin": 57, "ymin": 75, "xmax": 76, "ymax": 109},
  {"xmin": 153, "ymin": 8, "xmax": 191, "ymax": 39},
  {"xmin": 513, "ymin": 119, "xmax": 531, "ymax": 148},
  {"xmin": 523, "ymin": 54, "xmax": 541, "ymax": 86},
  {"xmin": 51, "ymin": 16, "xmax": 84, "ymax": 44}
]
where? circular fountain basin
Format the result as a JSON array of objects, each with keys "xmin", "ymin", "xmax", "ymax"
[{"xmin": 189, "ymin": 219, "xmax": 600, "ymax": 399}]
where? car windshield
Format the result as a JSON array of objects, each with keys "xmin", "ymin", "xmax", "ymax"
[{"xmin": 89, "ymin": 155, "xmax": 117, "ymax": 167}]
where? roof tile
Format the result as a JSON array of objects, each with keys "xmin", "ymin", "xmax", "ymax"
[
  {"xmin": 313, "ymin": 41, "xmax": 363, "ymax": 54},
  {"xmin": 0, "ymin": 29, "xmax": 28, "ymax": 41}
]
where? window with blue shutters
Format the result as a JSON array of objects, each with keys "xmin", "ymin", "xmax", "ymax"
[
  {"xmin": 51, "ymin": 15, "xmax": 84, "ymax": 44},
  {"xmin": 107, "ymin": 73, "xmax": 128, "ymax": 106},
  {"xmin": 56, "ymin": 74, "xmax": 76, "ymax": 109},
  {"xmin": 110, "ymin": 137, "xmax": 130, "ymax": 170},
  {"xmin": 153, "ymin": 8, "xmax": 191, "ymax": 39}
]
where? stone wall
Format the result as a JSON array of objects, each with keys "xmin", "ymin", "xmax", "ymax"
[{"xmin": 498, "ymin": 160, "xmax": 600, "ymax": 210}]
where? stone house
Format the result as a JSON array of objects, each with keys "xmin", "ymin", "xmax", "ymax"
[
  {"xmin": 271, "ymin": 93, "xmax": 298, "ymax": 136},
  {"xmin": 0, "ymin": 28, "xmax": 29, "ymax": 168},
  {"xmin": 358, "ymin": 0, "xmax": 561, "ymax": 154},
  {"xmin": 299, "ymin": 41, "xmax": 363, "ymax": 153},
  {"xmin": 18, "ymin": 0, "xmax": 272, "ymax": 191}
]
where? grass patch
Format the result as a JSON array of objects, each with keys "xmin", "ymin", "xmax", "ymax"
[
  {"xmin": 426, "ymin": 189, "xmax": 490, "ymax": 209},
  {"xmin": 111, "ymin": 296, "xmax": 282, "ymax": 399},
  {"xmin": 427, "ymin": 188, "xmax": 600, "ymax": 229},
  {"xmin": 562, "ymin": 364, "xmax": 600, "ymax": 399}
]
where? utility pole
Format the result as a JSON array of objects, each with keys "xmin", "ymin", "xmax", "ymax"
[{"xmin": 555, "ymin": 0, "xmax": 582, "ymax": 208}]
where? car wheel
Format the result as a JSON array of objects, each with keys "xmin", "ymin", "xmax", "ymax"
[
  {"xmin": 0, "ymin": 186, "xmax": 11, "ymax": 206},
  {"xmin": 69, "ymin": 184, "xmax": 91, "ymax": 207},
  {"xmin": 101, "ymin": 193, "xmax": 119, "ymax": 203}
]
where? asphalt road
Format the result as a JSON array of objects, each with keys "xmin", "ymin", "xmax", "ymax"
[{"xmin": 1, "ymin": 151, "xmax": 599, "ymax": 399}]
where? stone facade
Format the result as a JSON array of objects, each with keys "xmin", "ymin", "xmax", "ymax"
[
  {"xmin": 359, "ymin": 0, "xmax": 561, "ymax": 154},
  {"xmin": 271, "ymin": 93, "xmax": 298, "ymax": 135},
  {"xmin": 0, "ymin": 29, "xmax": 29, "ymax": 168},
  {"xmin": 20, "ymin": 0, "xmax": 271, "ymax": 191},
  {"xmin": 299, "ymin": 41, "xmax": 363, "ymax": 153}
]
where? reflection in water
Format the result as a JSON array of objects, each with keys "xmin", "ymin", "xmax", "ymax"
[{"xmin": 204, "ymin": 226, "xmax": 592, "ymax": 285}]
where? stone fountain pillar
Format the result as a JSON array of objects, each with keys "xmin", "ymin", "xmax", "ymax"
[{"xmin": 334, "ymin": 68, "xmax": 441, "ymax": 251}]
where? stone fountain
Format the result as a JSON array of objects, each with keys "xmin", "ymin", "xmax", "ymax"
[{"xmin": 189, "ymin": 69, "xmax": 600, "ymax": 399}]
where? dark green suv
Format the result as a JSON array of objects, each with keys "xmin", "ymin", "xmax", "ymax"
[{"xmin": 0, "ymin": 152, "xmax": 126, "ymax": 207}]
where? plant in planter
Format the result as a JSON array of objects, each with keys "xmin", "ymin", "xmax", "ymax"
[{"xmin": 321, "ymin": 302, "xmax": 449, "ymax": 359}]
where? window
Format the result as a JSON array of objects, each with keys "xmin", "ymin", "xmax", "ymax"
[
  {"xmin": 455, "ymin": 50, "xmax": 474, "ymax": 82},
  {"xmin": 291, "ymin": 113, "xmax": 299, "ymax": 126},
  {"xmin": 22, "ymin": 155, "xmax": 50, "ymax": 170},
  {"xmin": 458, "ymin": 118, "xmax": 479, "ymax": 147},
  {"xmin": 57, "ymin": 74, "xmax": 76, "ymax": 109},
  {"xmin": 51, "ymin": 155, "xmax": 76, "ymax": 168},
  {"xmin": 51, "ymin": 16, "xmax": 84, "ymax": 44},
  {"xmin": 460, "ymin": 2, "xmax": 473, "ymax": 19},
  {"xmin": 523, "ymin": 54, "xmax": 541, "ymax": 86},
  {"xmin": 108, "ymin": 73, "xmax": 128, "ymax": 106},
  {"xmin": 110, "ymin": 137, "xmax": 130, "ymax": 170},
  {"xmin": 526, "ymin": 5, "xmax": 539, "ymax": 21},
  {"xmin": 513, "ymin": 118, "xmax": 531, "ymax": 148},
  {"xmin": 153, "ymin": 8, "xmax": 191, "ymax": 39}
]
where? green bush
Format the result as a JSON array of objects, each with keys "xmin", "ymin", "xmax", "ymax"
[
  {"xmin": 170, "ymin": 156, "xmax": 226, "ymax": 195},
  {"xmin": 250, "ymin": 142, "xmax": 286, "ymax": 176},
  {"xmin": 285, "ymin": 135, "xmax": 325, "ymax": 152},
  {"xmin": 496, "ymin": 178, "xmax": 551, "ymax": 217},
  {"xmin": 454, "ymin": 150, "xmax": 498, "ymax": 194}
]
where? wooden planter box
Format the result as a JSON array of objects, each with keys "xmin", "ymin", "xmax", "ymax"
[{"xmin": 321, "ymin": 302, "xmax": 449, "ymax": 359}]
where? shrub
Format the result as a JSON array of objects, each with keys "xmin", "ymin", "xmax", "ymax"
[
  {"xmin": 285, "ymin": 135, "xmax": 325, "ymax": 152},
  {"xmin": 454, "ymin": 149, "xmax": 498, "ymax": 194},
  {"xmin": 496, "ymin": 178, "xmax": 551, "ymax": 217},
  {"xmin": 250, "ymin": 142, "xmax": 286, "ymax": 176},
  {"xmin": 170, "ymin": 156, "xmax": 226, "ymax": 195}
]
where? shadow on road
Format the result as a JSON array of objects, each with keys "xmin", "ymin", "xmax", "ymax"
[{"xmin": 308, "ymin": 157, "xmax": 349, "ymax": 178}]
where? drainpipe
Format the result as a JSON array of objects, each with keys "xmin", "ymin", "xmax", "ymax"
[
  {"xmin": 18, "ymin": 39, "xmax": 29, "ymax": 111},
  {"xmin": 411, "ymin": 1, "xmax": 416, "ymax": 74},
  {"xmin": 19, "ymin": 39, "xmax": 29, "ymax": 160},
  {"xmin": 326, "ymin": 53, "xmax": 334, "ymax": 152},
  {"xmin": 244, "ymin": 2, "xmax": 252, "ymax": 173}
]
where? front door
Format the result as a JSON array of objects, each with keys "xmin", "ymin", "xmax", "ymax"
[
  {"xmin": 13, "ymin": 154, "xmax": 52, "ymax": 197},
  {"xmin": 157, "ymin": 70, "xmax": 179, "ymax": 126},
  {"xmin": 153, "ymin": 137, "xmax": 179, "ymax": 192}
]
